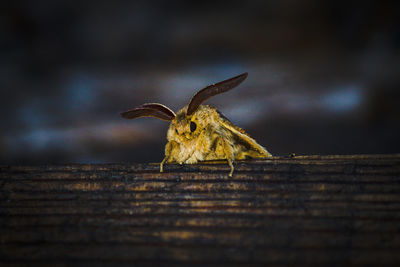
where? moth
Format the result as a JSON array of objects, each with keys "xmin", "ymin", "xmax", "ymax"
[{"xmin": 121, "ymin": 73, "xmax": 272, "ymax": 176}]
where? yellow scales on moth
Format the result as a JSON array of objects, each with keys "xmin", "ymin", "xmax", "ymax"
[{"xmin": 121, "ymin": 73, "xmax": 272, "ymax": 176}]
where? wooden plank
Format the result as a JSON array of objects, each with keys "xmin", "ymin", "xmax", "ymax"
[{"xmin": 1, "ymin": 154, "xmax": 400, "ymax": 265}]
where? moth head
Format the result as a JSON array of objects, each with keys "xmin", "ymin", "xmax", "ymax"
[{"xmin": 167, "ymin": 105, "xmax": 218, "ymax": 142}]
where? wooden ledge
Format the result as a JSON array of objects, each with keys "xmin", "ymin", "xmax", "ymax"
[{"xmin": 1, "ymin": 154, "xmax": 400, "ymax": 265}]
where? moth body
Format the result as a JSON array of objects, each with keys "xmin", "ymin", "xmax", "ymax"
[{"xmin": 121, "ymin": 73, "xmax": 272, "ymax": 176}]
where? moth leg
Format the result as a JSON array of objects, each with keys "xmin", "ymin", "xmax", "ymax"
[
  {"xmin": 160, "ymin": 156, "xmax": 167, "ymax": 173},
  {"xmin": 227, "ymin": 158, "xmax": 234, "ymax": 177},
  {"xmin": 160, "ymin": 141, "xmax": 172, "ymax": 173},
  {"xmin": 160, "ymin": 141, "xmax": 180, "ymax": 173},
  {"xmin": 215, "ymin": 137, "xmax": 235, "ymax": 177}
]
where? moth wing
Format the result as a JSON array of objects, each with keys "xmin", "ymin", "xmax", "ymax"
[{"xmin": 218, "ymin": 115, "xmax": 272, "ymax": 159}]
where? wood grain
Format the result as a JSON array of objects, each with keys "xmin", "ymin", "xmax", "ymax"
[{"xmin": 1, "ymin": 154, "xmax": 399, "ymax": 266}]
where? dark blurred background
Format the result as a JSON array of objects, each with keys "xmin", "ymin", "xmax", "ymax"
[{"xmin": 1, "ymin": 0, "xmax": 399, "ymax": 164}]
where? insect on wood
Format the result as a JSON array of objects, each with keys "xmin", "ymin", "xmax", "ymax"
[{"xmin": 121, "ymin": 73, "xmax": 272, "ymax": 176}]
